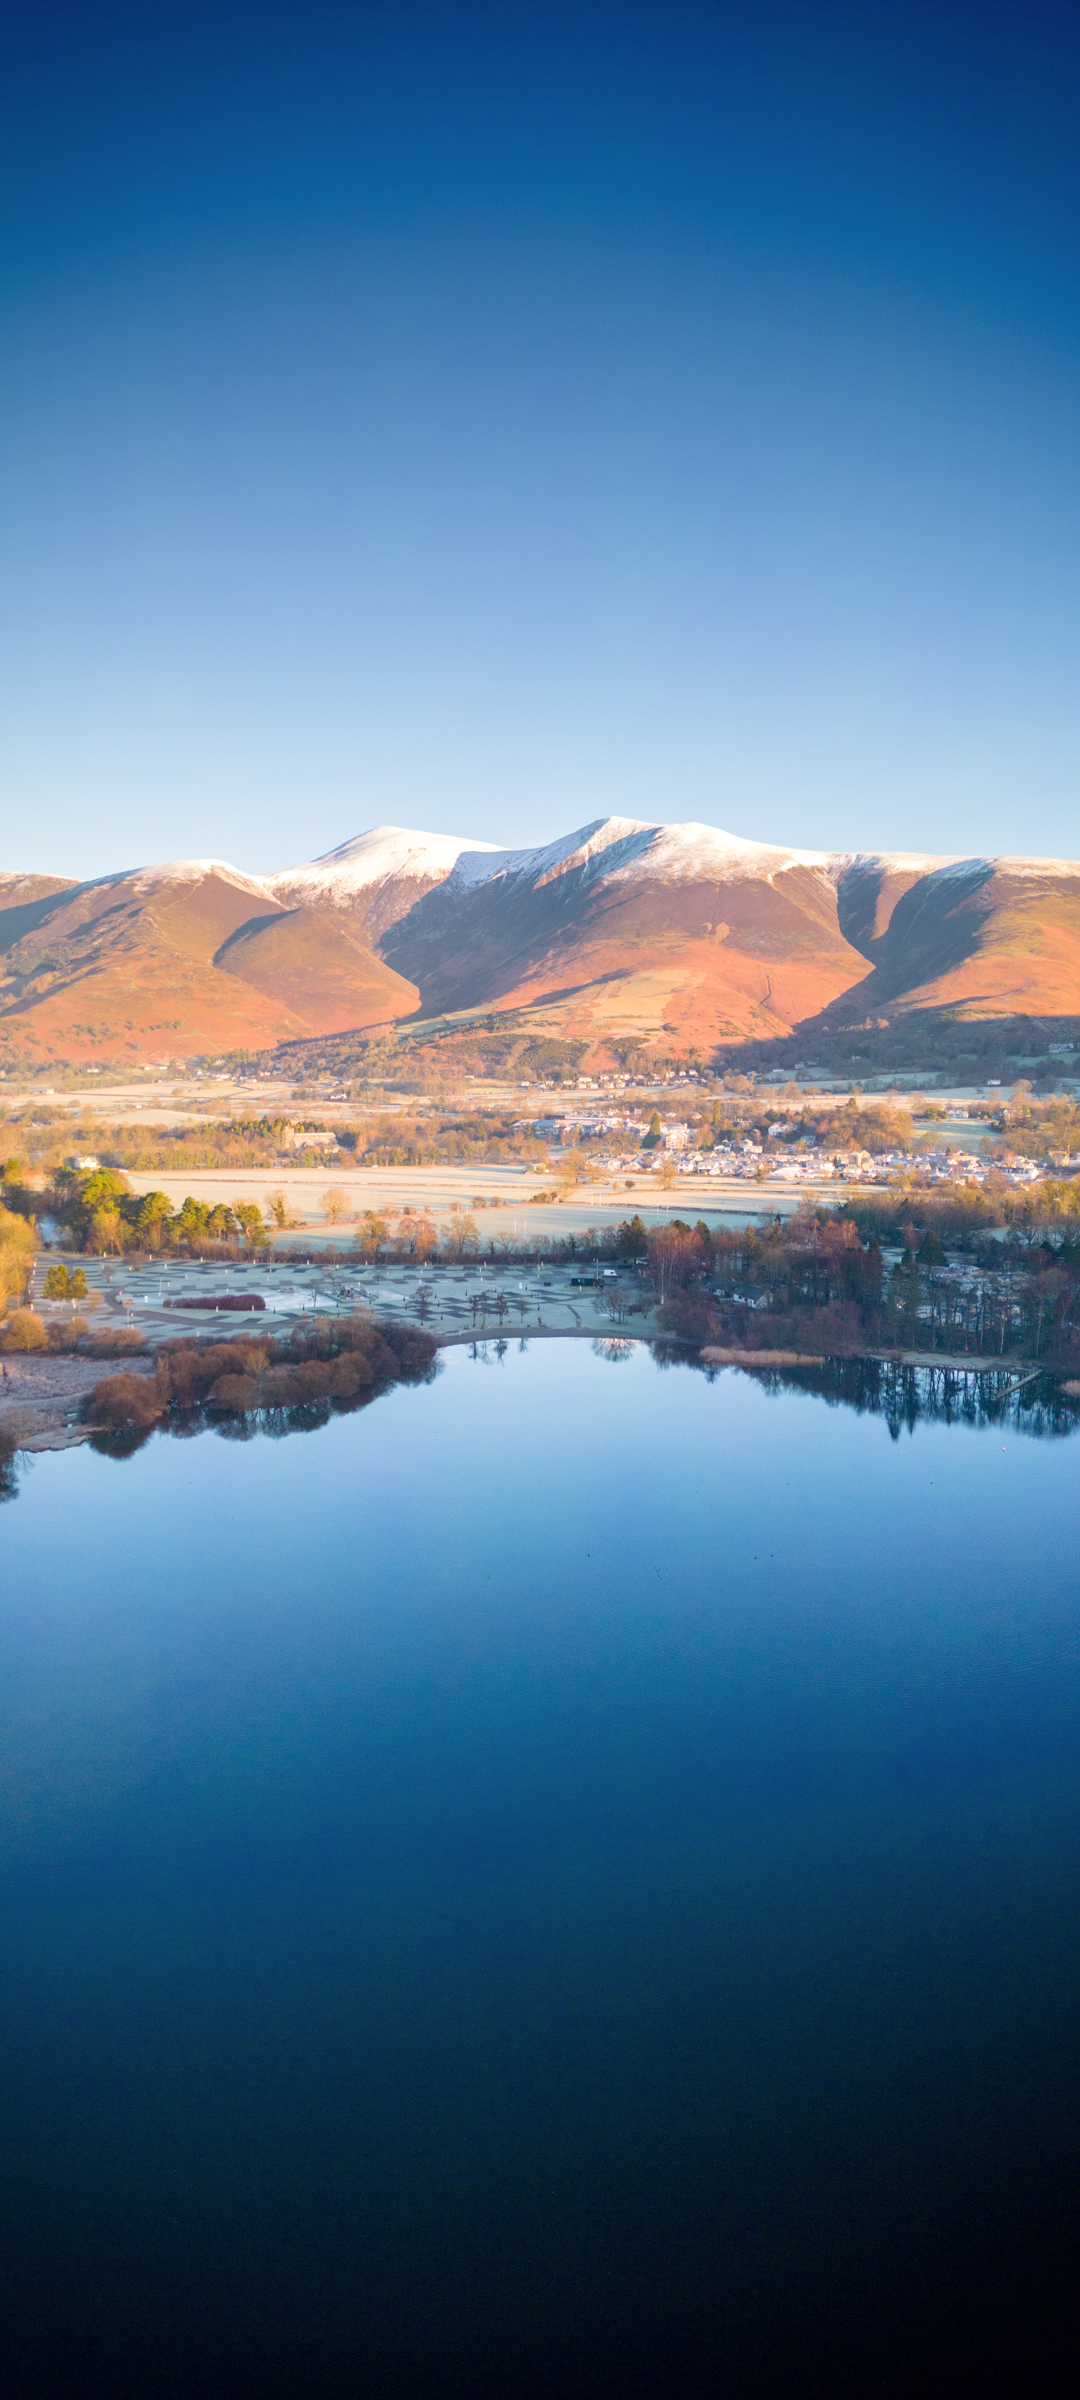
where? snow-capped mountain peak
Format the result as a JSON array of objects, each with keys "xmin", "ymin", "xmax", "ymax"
[
  {"xmin": 266, "ymin": 825, "xmax": 502, "ymax": 902},
  {"xmin": 126, "ymin": 859, "xmax": 275, "ymax": 901}
]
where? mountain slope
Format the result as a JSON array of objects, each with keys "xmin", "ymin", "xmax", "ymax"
[
  {"xmin": 0, "ymin": 863, "xmax": 309, "ymax": 1061},
  {"xmin": 265, "ymin": 826, "xmax": 503, "ymax": 945},
  {"xmin": 825, "ymin": 856, "xmax": 1080, "ymax": 1029},
  {"xmin": 3, "ymin": 821, "xmax": 1080, "ymax": 1066},
  {"xmin": 215, "ymin": 908, "xmax": 419, "ymax": 1033},
  {"xmin": 377, "ymin": 820, "xmax": 871, "ymax": 1049}
]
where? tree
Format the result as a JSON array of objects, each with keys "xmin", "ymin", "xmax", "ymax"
[
  {"xmin": 359, "ymin": 1210, "xmax": 389, "ymax": 1259},
  {"xmin": 413, "ymin": 1214, "xmax": 437, "ymax": 1260},
  {"xmin": 175, "ymin": 1197, "xmax": 212, "ymax": 1243},
  {"xmin": 642, "ymin": 1111, "xmax": 662, "ymax": 1150},
  {"xmin": 448, "ymin": 1214, "xmax": 479, "ymax": 1260},
  {"xmin": 233, "ymin": 1202, "xmax": 266, "ymax": 1249},
  {"xmin": 265, "ymin": 1191, "xmax": 288, "ymax": 1228},
  {"xmin": 647, "ymin": 1224, "xmax": 705, "ymax": 1304},
  {"xmin": 136, "ymin": 1191, "xmax": 173, "ymax": 1243},
  {"xmin": 44, "ymin": 1262, "xmax": 88, "ymax": 1302},
  {"xmin": 556, "ymin": 1148, "xmax": 594, "ymax": 1189},
  {"xmin": 322, "ymin": 1187, "xmax": 350, "ymax": 1225},
  {"xmin": 615, "ymin": 1214, "xmax": 649, "ymax": 1262},
  {"xmin": 90, "ymin": 1204, "xmax": 127, "ymax": 1254}
]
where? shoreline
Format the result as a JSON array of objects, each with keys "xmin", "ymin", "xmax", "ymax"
[{"xmin": 0, "ymin": 1332, "xmax": 1054, "ymax": 1454}]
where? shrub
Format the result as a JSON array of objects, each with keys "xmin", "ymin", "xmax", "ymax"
[
  {"xmin": 327, "ymin": 1351, "xmax": 375, "ymax": 1398},
  {"xmin": 83, "ymin": 1372, "xmax": 165, "ymax": 1431},
  {"xmin": 206, "ymin": 1374, "xmax": 260, "ymax": 1413},
  {"xmin": 660, "ymin": 1291, "xmax": 722, "ymax": 1343},
  {"xmin": 264, "ymin": 1360, "xmax": 332, "ymax": 1405},
  {"xmin": 1, "ymin": 1309, "xmax": 47, "ymax": 1352},
  {"xmin": 84, "ymin": 1326, "xmax": 149, "ymax": 1356},
  {"xmin": 379, "ymin": 1322, "xmax": 435, "ymax": 1375}
]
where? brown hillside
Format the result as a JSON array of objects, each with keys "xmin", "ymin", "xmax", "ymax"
[
  {"xmin": 216, "ymin": 908, "xmax": 419, "ymax": 1032},
  {"xmin": 4, "ymin": 829, "xmax": 1080, "ymax": 1068},
  {"xmin": 384, "ymin": 854, "xmax": 870, "ymax": 1052},
  {"xmin": 0, "ymin": 868, "xmax": 309, "ymax": 1062},
  {"xmin": 819, "ymin": 864, "xmax": 1080, "ymax": 1030}
]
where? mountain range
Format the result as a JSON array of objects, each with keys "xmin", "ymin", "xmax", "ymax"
[{"xmin": 2, "ymin": 817, "xmax": 1079, "ymax": 1068}]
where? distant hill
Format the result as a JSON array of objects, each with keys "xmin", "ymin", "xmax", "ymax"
[{"xmin": 2, "ymin": 821, "xmax": 1079, "ymax": 1068}]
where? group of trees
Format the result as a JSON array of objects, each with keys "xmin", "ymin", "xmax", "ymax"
[
  {"xmin": 54, "ymin": 1168, "xmax": 268, "ymax": 1255},
  {"xmin": 836, "ymin": 1178, "xmax": 1080, "ymax": 1246},
  {"xmin": 0, "ymin": 1099, "xmax": 558, "ymax": 1185},
  {"xmin": 987, "ymin": 1088, "xmax": 1080, "ymax": 1164},
  {"xmin": 43, "ymin": 1262, "xmax": 88, "ymax": 1302},
  {"xmin": 635, "ymin": 1209, "xmax": 1080, "ymax": 1365},
  {"xmin": 84, "ymin": 1313, "xmax": 438, "ymax": 1438}
]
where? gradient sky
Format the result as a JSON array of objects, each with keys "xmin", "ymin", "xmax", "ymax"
[{"xmin": 2, "ymin": 0, "xmax": 1078, "ymax": 878}]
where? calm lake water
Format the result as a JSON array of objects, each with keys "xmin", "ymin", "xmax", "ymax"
[{"xmin": 2, "ymin": 1340, "xmax": 1079, "ymax": 2397}]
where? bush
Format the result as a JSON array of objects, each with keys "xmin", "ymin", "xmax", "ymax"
[
  {"xmin": 263, "ymin": 1360, "xmax": 333, "ymax": 1405},
  {"xmin": 84, "ymin": 1326, "xmax": 149, "ymax": 1356},
  {"xmin": 327, "ymin": 1351, "xmax": 375, "ymax": 1398},
  {"xmin": 378, "ymin": 1322, "xmax": 435, "ymax": 1375},
  {"xmin": 206, "ymin": 1374, "xmax": 260, "ymax": 1413},
  {"xmin": 660, "ymin": 1291, "xmax": 722, "ymax": 1343},
  {"xmin": 1, "ymin": 1309, "xmax": 47, "ymax": 1352},
  {"xmin": 83, "ymin": 1372, "xmax": 166, "ymax": 1431}
]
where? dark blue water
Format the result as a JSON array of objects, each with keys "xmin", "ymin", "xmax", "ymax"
[{"xmin": 2, "ymin": 1341, "xmax": 1079, "ymax": 2397}]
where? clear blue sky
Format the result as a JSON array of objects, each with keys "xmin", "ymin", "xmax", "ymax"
[{"xmin": 2, "ymin": 0, "xmax": 1078, "ymax": 878}]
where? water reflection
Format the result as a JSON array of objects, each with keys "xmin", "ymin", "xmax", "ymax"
[
  {"xmin": 4, "ymin": 1340, "xmax": 1077, "ymax": 1506},
  {"xmin": 659, "ymin": 1343, "xmax": 1080, "ymax": 1440}
]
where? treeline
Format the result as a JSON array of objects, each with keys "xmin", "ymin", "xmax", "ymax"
[
  {"xmin": 340, "ymin": 1110, "xmax": 549, "ymax": 1167},
  {"xmin": 0, "ymin": 1104, "xmax": 554, "ymax": 1178},
  {"xmin": 832, "ymin": 1181, "xmax": 1080, "ymax": 1243},
  {"xmin": 83, "ymin": 1314, "xmax": 438, "ymax": 1440},
  {"xmin": 630, "ymin": 1213, "xmax": 1080, "ymax": 1366},
  {"xmin": 47, "ymin": 1168, "xmax": 268, "ymax": 1256}
]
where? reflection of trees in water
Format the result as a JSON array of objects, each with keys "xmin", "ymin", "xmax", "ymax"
[
  {"xmin": 657, "ymin": 1343, "xmax": 1080, "ymax": 1442},
  {"xmin": 86, "ymin": 1374, "xmax": 425, "ymax": 1461}
]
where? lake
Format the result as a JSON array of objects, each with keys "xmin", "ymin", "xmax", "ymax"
[{"xmin": 2, "ymin": 1339, "xmax": 1078, "ymax": 2396}]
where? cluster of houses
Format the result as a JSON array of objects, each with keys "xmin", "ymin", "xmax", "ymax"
[{"xmin": 523, "ymin": 1106, "xmax": 1059, "ymax": 1191}]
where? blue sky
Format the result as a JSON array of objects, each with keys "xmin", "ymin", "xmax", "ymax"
[{"xmin": 2, "ymin": 1, "xmax": 1078, "ymax": 877}]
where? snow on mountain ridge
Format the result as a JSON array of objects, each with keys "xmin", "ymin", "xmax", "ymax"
[
  {"xmin": 445, "ymin": 816, "xmax": 657, "ymax": 890},
  {"xmin": 127, "ymin": 859, "xmax": 275, "ymax": 901},
  {"xmin": 831, "ymin": 850, "xmax": 1080, "ymax": 883},
  {"xmin": 264, "ymin": 821, "xmax": 1080, "ymax": 906},
  {"xmin": 266, "ymin": 825, "xmax": 502, "ymax": 900},
  {"xmin": 606, "ymin": 821, "xmax": 831, "ymax": 884}
]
